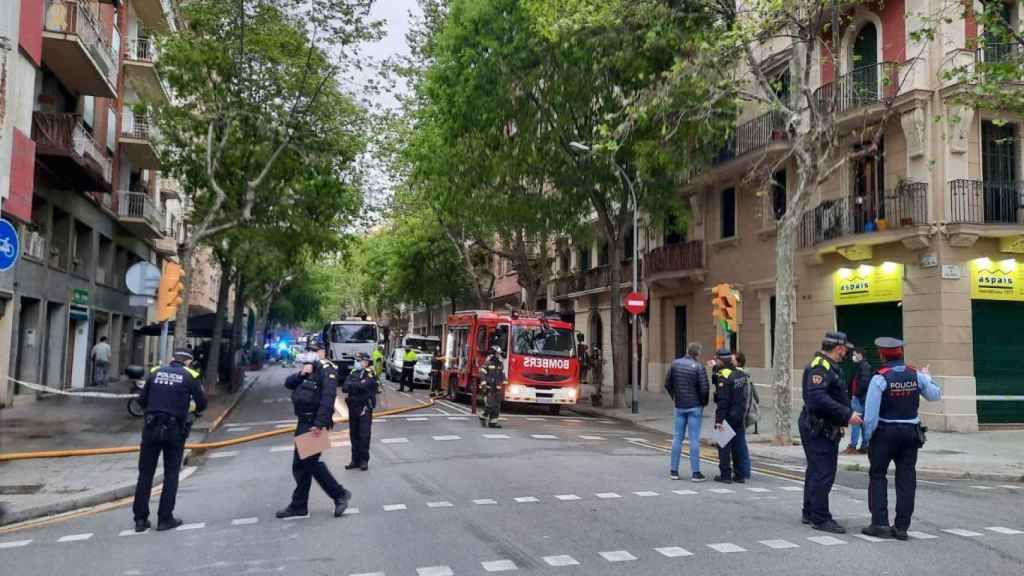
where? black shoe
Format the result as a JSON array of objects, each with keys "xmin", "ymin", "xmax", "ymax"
[
  {"xmin": 134, "ymin": 519, "xmax": 151, "ymax": 533},
  {"xmin": 733, "ymin": 476, "xmax": 747, "ymax": 484},
  {"xmin": 713, "ymin": 475, "xmax": 733, "ymax": 484},
  {"xmin": 334, "ymin": 490, "xmax": 352, "ymax": 518},
  {"xmin": 862, "ymin": 525, "xmax": 896, "ymax": 539},
  {"xmin": 691, "ymin": 472, "xmax": 707, "ymax": 483},
  {"xmin": 813, "ymin": 521, "xmax": 847, "ymax": 534},
  {"xmin": 156, "ymin": 517, "xmax": 183, "ymax": 531},
  {"xmin": 801, "ymin": 514, "xmax": 812, "ymax": 525},
  {"xmin": 670, "ymin": 471, "xmax": 680, "ymax": 480},
  {"xmin": 489, "ymin": 422, "xmax": 502, "ymax": 429},
  {"xmin": 345, "ymin": 462, "xmax": 360, "ymax": 470},
  {"xmin": 891, "ymin": 528, "xmax": 909, "ymax": 541},
  {"xmin": 359, "ymin": 462, "xmax": 368, "ymax": 471},
  {"xmin": 275, "ymin": 507, "xmax": 309, "ymax": 519}
]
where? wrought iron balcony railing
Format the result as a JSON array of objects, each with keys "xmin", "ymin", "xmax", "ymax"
[
  {"xmin": 948, "ymin": 179, "xmax": 1024, "ymax": 225},
  {"xmin": 798, "ymin": 182, "xmax": 929, "ymax": 249},
  {"xmin": 813, "ymin": 62, "xmax": 900, "ymax": 116}
]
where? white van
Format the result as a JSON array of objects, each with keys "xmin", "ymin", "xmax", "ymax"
[{"xmin": 323, "ymin": 319, "xmax": 380, "ymax": 373}]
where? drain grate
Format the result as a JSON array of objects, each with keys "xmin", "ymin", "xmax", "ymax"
[{"xmin": 0, "ymin": 484, "xmax": 45, "ymax": 495}]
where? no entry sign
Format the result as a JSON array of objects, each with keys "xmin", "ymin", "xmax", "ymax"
[{"xmin": 624, "ymin": 291, "xmax": 647, "ymax": 315}]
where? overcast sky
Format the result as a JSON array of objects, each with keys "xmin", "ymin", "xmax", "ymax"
[{"xmin": 361, "ymin": 0, "xmax": 422, "ymax": 111}]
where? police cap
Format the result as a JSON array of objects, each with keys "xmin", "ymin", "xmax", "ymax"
[
  {"xmin": 173, "ymin": 348, "xmax": 193, "ymax": 360},
  {"xmin": 874, "ymin": 336, "xmax": 904, "ymax": 350},
  {"xmin": 307, "ymin": 338, "xmax": 325, "ymax": 352},
  {"xmin": 822, "ymin": 331, "xmax": 851, "ymax": 347},
  {"xmin": 716, "ymin": 347, "xmax": 733, "ymax": 358},
  {"xmin": 355, "ymin": 352, "xmax": 371, "ymax": 361}
]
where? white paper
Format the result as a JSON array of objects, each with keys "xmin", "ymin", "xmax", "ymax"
[{"xmin": 711, "ymin": 420, "xmax": 736, "ymax": 448}]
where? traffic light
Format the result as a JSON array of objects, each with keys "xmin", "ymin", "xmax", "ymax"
[
  {"xmin": 711, "ymin": 283, "xmax": 739, "ymax": 334},
  {"xmin": 156, "ymin": 262, "xmax": 184, "ymax": 322}
]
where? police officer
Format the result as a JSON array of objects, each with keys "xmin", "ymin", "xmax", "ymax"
[
  {"xmin": 800, "ymin": 331, "xmax": 862, "ymax": 533},
  {"xmin": 343, "ymin": 352, "xmax": 378, "ymax": 471},
  {"xmin": 399, "ymin": 347, "xmax": 418, "ymax": 392},
  {"xmin": 277, "ymin": 339, "xmax": 351, "ymax": 519},
  {"xmin": 372, "ymin": 346, "xmax": 386, "ymax": 382},
  {"xmin": 478, "ymin": 346, "xmax": 505, "ymax": 428},
  {"xmin": 132, "ymin": 348, "xmax": 207, "ymax": 533},
  {"xmin": 711, "ymin": 348, "xmax": 751, "ymax": 484},
  {"xmin": 861, "ymin": 337, "xmax": 942, "ymax": 540}
]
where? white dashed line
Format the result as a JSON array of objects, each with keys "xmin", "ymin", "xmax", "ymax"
[
  {"xmin": 275, "ymin": 423, "xmax": 294, "ymax": 428},
  {"xmin": 481, "ymin": 559, "xmax": 518, "ymax": 572},
  {"xmin": 779, "ymin": 486, "xmax": 803, "ymax": 492},
  {"xmin": 599, "ymin": 550, "xmax": 637, "ymax": 562},
  {"xmin": 432, "ymin": 435, "xmax": 461, "ymax": 441},
  {"xmin": 942, "ymin": 529, "xmax": 983, "ymax": 537},
  {"xmin": 760, "ymin": 539, "xmax": 799, "ymax": 549},
  {"xmin": 854, "ymin": 534, "xmax": 892, "ymax": 543},
  {"xmin": 427, "ymin": 501, "xmax": 454, "ymax": 508},
  {"xmin": 907, "ymin": 531, "xmax": 938, "ymax": 540},
  {"xmin": 526, "ymin": 417, "xmax": 546, "ymax": 421},
  {"xmin": 332, "ymin": 441, "xmax": 351, "ymax": 448},
  {"xmin": 986, "ymin": 526, "xmax": 1024, "ymax": 535},
  {"xmin": 633, "ymin": 491, "xmax": 659, "ymax": 497},
  {"xmin": 624, "ymin": 437, "xmax": 647, "ymax": 442},
  {"xmin": 747, "ymin": 487, "xmax": 772, "ymax": 493},
  {"xmin": 595, "ymin": 492, "xmax": 621, "ymax": 499},
  {"xmin": 269, "ymin": 445, "xmax": 293, "ymax": 452},
  {"xmin": 209, "ymin": 451, "xmax": 239, "ymax": 459},
  {"xmin": 381, "ymin": 438, "xmax": 409, "ymax": 444},
  {"xmin": 997, "ymin": 485, "xmax": 1020, "ymax": 489},
  {"xmin": 383, "ymin": 504, "xmax": 408, "ymax": 512},
  {"xmin": 707, "ymin": 542, "xmax": 746, "ymax": 553},
  {"xmin": 514, "ymin": 497, "xmax": 539, "ymax": 503},
  {"xmin": 578, "ymin": 435, "xmax": 605, "ymax": 440},
  {"xmin": 406, "ymin": 417, "xmax": 430, "ymax": 422},
  {"xmin": 474, "ymin": 499, "xmax": 498, "ymax": 505},
  {"xmin": 807, "ymin": 536, "xmax": 846, "ymax": 546},
  {"xmin": 350, "ymin": 572, "xmax": 386, "ymax": 576},
  {"xmin": 57, "ymin": 533, "xmax": 93, "ymax": 543},
  {"xmin": 554, "ymin": 494, "xmax": 581, "ymax": 501},
  {"xmin": 0, "ymin": 540, "xmax": 32, "ymax": 549},
  {"xmin": 543, "ymin": 555, "xmax": 579, "ymax": 567},
  {"xmin": 176, "ymin": 522, "xmax": 205, "ymax": 531},
  {"xmin": 673, "ymin": 489, "xmax": 698, "ymax": 495},
  {"xmin": 970, "ymin": 485, "xmax": 995, "ymax": 490},
  {"xmin": 283, "ymin": 513, "xmax": 309, "ymax": 520},
  {"xmin": 344, "ymin": 508, "xmax": 360, "ymax": 516},
  {"xmin": 448, "ymin": 417, "xmax": 469, "ymax": 421},
  {"xmin": 417, "ymin": 566, "xmax": 454, "ymax": 576},
  {"xmin": 708, "ymin": 488, "xmax": 735, "ymax": 494},
  {"xmin": 655, "ymin": 546, "xmax": 693, "ymax": 557},
  {"xmin": 483, "ymin": 434, "xmax": 511, "ymax": 439},
  {"xmin": 231, "ymin": 517, "xmax": 259, "ymax": 526},
  {"xmin": 530, "ymin": 434, "xmax": 559, "ymax": 439},
  {"xmin": 119, "ymin": 529, "xmax": 147, "ymax": 536}
]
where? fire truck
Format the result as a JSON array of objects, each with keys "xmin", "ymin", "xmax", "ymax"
[{"xmin": 443, "ymin": 310, "xmax": 579, "ymax": 414}]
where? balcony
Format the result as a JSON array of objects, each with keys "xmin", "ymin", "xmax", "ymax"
[
  {"xmin": 120, "ymin": 110, "xmax": 160, "ymax": 169},
  {"xmin": 134, "ymin": 0, "xmax": 177, "ymax": 32},
  {"xmin": 948, "ymin": 180, "xmax": 1024, "ymax": 225},
  {"xmin": 124, "ymin": 37, "xmax": 170, "ymax": 104},
  {"xmin": 115, "ymin": 191, "xmax": 165, "ymax": 239},
  {"xmin": 154, "ymin": 232, "xmax": 179, "ymax": 257},
  {"xmin": 42, "ymin": 0, "xmax": 118, "ymax": 98},
  {"xmin": 32, "ymin": 112, "xmax": 112, "ymax": 191},
  {"xmin": 798, "ymin": 183, "xmax": 930, "ymax": 257},
  {"xmin": 711, "ymin": 110, "xmax": 789, "ymax": 166},
  {"xmin": 644, "ymin": 241, "xmax": 704, "ymax": 288},
  {"xmin": 553, "ymin": 260, "xmax": 639, "ymax": 299},
  {"xmin": 813, "ymin": 62, "xmax": 900, "ymax": 119},
  {"xmin": 977, "ymin": 43, "xmax": 1023, "ymax": 66}
]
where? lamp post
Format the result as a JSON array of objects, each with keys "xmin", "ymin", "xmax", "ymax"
[{"xmin": 569, "ymin": 142, "xmax": 640, "ymax": 414}]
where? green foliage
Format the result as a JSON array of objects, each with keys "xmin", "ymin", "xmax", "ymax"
[{"xmin": 942, "ymin": 1, "xmax": 1024, "ymax": 115}]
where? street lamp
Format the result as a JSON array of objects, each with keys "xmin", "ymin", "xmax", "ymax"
[{"xmin": 569, "ymin": 141, "xmax": 641, "ymax": 414}]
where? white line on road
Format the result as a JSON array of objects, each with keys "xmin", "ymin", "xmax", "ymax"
[
  {"xmin": 655, "ymin": 546, "xmax": 693, "ymax": 557},
  {"xmin": 672, "ymin": 489, "xmax": 698, "ymax": 495},
  {"xmin": 599, "ymin": 550, "xmax": 637, "ymax": 562},
  {"xmin": 854, "ymin": 534, "xmax": 893, "ymax": 543},
  {"xmin": 416, "ymin": 566, "xmax": 454, "ymax": 576},
  {"xmin": 406, "ymin": 417, "xmax": 430, "ymax": 422},
  {"xmin": 942, "ymin": 529, "xmax": 983, "ymax": 537},
  {"xmin": 747, "ymin": 487, "xmax": 772, "ymax": 493},
  {"xmin": 448, "ymin": 416, "xmax": 469, "ymax": 421},
  {"xmin": 432, "ymin": 435, "xmax": 461, "ymax": 441},
  {"xmin": 526, "ymin": 417, "xmax": 546, "ymax": 421},
  {"xmin": 708, "ymin": 488, "xmax": 735, "ymax": 494},
  {"xmin": 779, "ymin": 486, "xmax": 803, "ymax": 492},
  {"xmin": 231, "ymin": 517, "xmax": 259, "ymax": 526},
  {"xmin": 225, "ymin": 427, "xmax": 251, "ymax": 433},
  {"xmin": 350, "ymin": 572, "xmax": 386, "ymax": 576},
  {"xmin": 381, "ymin": 438, "xmax": 409, "ymax": 444},
  {"xmin": 209, "ymin": 451, "xmax": 239, "ymax": 459},
  {"xmin": 344, "ymin": 508, "xmax": 360, "ymax": 515},
  {"xmin": 918, "ymin": 480, "xmax": 948, "ymax": 486},
  {"xmin": 483, "ymin": 433, "xmax": 511, "ymax": 439},
  {"xmin": 481, "ymin": 559, "xmax": 518, "ymax": 572},
  {"xmin": 176, "ymin": 523, "xmax": 205, "ymax": 531},
  {"xmin": 578, "ymin": 435, "xmax": 605, "ymax": 440},
  {"xmin": 707, "ymin": 543, "xmax": 746, "ymax": 553},
  {"xmin": 269, "ymin": 445, "xmax": 293, "ymax": 452},
  {"xmin": 543, "ymin": 555, "xmax": 579, "ymax": 567},
  {"xmin": 998, "ymin": 485, "xmax": 1020, "ymax": 489},
  {"xmin": 383, "ymin": 504, "xmax": 407, "ymax": 512},
  {"xmin": 760, "ymin": 539, "xmax": 800, "ymax": 549},
  {"xmin": 118, "ymin": 529, "xmax": 147, "ymax": 536},
  {"xmin": 57, "ymin": 533, "xmax": 93, "ymax": 543},
  {"xmin": 554, "ymin": 494, "xmax": 581, "ymax": 501},
  {"xmin": 530, "ymin": 434, "xmax": 559, "ymax": 439},
  {"xmin": 624, "ymin": 437, "xmax": 647, "ymax": 442},
  {"xmin": 275, "ymin": 424, "xmax": 294, "ymax": 429},
  {"xmin": 907, "ymin": 531, "xmax": 938, "ymax": 540},
  {"xmin": 986, "ymin": 527, "xmax": 1024, "ymax": 535},
  {"xmin": 427, "ymin": 501, "xmax": 454, "ymax": 508},
  {"xmin": 514, "ymin": 497, "xmax": 539, "ymax": 503},
  {"xmin": 807, "ymin": 536, "xmax": 846, "ymax": 546},
  {"xmin": 0, "ymin": 540, "xmax": 32, "ymax": 549},
  {"xmin": 595, "ymin": 492, "xmax": 621, "ymax": 499},
  {"xmin": 474, "ymin": 499, "xmax": 498, "ymax": 505},
  {"xmin": 970, "ymin": 485, "xmax": 995, "ymax": 490},
  {"xmin": 332, "ymin": 441, "xmax": 350, "ymax": 448},
  {"xmin": 633, "ymin": 491, "xmax": 659, "ymax": 497}
]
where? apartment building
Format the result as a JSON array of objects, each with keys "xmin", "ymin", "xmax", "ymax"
[{"xmin": 553, "ymin": 1, "xmax": 1023, "ymax": 431}]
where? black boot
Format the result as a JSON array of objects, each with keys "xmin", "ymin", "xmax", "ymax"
[
  {"xmin": 134, "ymin": 519, "xmax": 151, "ymax": 533},
  {"xmin": 334, "ymin": 490, "xmax": 352, "ymax": 518},
  {"xmin": 275, "ymin": 507, "xmax": 308, "ymax": 519},
  {"xmin": 156, "ymin": 517, "xmax": 183, "ymax": 531}
]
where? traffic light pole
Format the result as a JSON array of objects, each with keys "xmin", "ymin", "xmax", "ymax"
[{"xmin": 158, "ymin": 320, "xmax": 169, "ymax": 365}]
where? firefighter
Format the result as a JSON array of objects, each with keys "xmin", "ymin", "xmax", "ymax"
[{"xmin": 478, "ymin": 346, "xmax": 505, "ymax": 428}]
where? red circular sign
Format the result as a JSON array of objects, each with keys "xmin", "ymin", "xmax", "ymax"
[{"xmin": 624, "ymin": 291, "xmax": 647, "ymax": 315}]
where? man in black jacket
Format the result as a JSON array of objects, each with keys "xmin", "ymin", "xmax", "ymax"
[
  {"xmin": 277, "ymin": 340, "xmax": 351, "ymax": 519},
  {"xmin": 665, "ymin": 342, "xmax": 710, "ymax": 481},
  {"xmin": 712, "ymin": 348, "xmax": 750, "ymax": 484},
  {"xmin": 344, "ymin": 352, "xmax": 378, "ymax": 471}
]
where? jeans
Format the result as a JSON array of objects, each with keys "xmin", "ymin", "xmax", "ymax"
[
  {"xmin": 718, "ymin": 424, "xmax": 750, "ymax": 480},
  {"xmin": 93, "ymin": 361, "xmax": 109, "ymax": 387},
  {"xmin": 670, "ymin": 407, "xmax": 703, "ymax": 474},
  {"xmin": 848, "ymin": 396, "xmax": 864, "ymax": 449}
]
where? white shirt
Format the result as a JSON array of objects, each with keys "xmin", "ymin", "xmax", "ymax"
[{"xmin": 91, "ymin": 342, "xmax": 112, "ymax": 363}]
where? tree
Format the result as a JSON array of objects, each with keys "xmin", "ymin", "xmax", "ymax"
[
  {"xmin": 942, "ymin": 0, "xmax": 1024, "ymax": 114},
  {"xmin": 155, "ymin": 0, "xmax": 374, "ymax": 348}
]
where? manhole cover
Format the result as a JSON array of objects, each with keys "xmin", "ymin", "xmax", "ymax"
[{"xmin": 0, "ymin": 484, "xmax": 45, "ymax": 495}]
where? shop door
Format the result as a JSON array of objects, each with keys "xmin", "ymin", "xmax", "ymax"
[
  {"xmin": 836, "ymin": 302, "xmax": 903, "ymax": 383},
  {"xmin": 972, "ymin": 300, "xmax": 1024, "ymax": 423}
]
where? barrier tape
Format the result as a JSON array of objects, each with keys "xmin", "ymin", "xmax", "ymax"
[{"xmin": 7, "ymin": 376, "xmax": 137, "ymax": 399}]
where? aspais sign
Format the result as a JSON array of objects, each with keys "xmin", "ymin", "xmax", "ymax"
[
  {"xmin": 970, "ymin": 258, "xmax": 1024, "ymax": 302},
  {"xmin": 833, "ymin": 262, "xmax": 904, "ymax": 305}
]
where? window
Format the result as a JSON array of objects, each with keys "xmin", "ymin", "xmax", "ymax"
[
  {"xmin": 577, "ymin": 246, "xmax": 591, "ymax": 271},
  {"xmin": 72, "ymin": 222, "xmax": 93, "ymax": 277},
  {"xmin": 512, "ymin": 326, "xmax": 575, "ymax": 357},
  {"xmin": 50, "ymin": 208, "xmax": 71, "ymax": 270},
  {"xmin": 598, "ymin": 242, "xmax": 609, "ymax": 266},
  {"xmin": 98, "ymin": 235, "xmax": 113, "ymax": 285},
  {"xmin": 329, "ymin": 323, "xmax": 378, "ymax": 344},
  {"xmin": 664, "ymin": 212, "xmax": 686, "ymax": 246},
  {"xmin": 720, "ymin": 187, "xmax": 736, "ymax": 239},
  {"xmin": 772, "ymin": 170, "xmax": 787, "ymax": 221},
  {"xmin": 82, "ymin": 96, "xmax": 95, "ymax": 129},
  {"xmin": 107, "ymin": 108, "xmax": 117, "ymax": 154},
  {"xmin": 490, "ymin": 324, "xmax": 510, "ymax": 356}
]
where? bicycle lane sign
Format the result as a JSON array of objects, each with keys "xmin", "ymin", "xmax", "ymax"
[{"xmin": 0, "ymin": 218, "xmax": 20, "ymax": 272}]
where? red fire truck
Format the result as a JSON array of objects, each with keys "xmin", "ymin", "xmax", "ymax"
[{"xmin": 443, "ymin": 310, "xmax": 579, "ymax": 414}]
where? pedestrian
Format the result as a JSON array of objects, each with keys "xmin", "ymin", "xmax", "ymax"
[
  {"xmin": 344, "ymin": 352, "xmax": 378, "ymax": 471},
  {"xmin": 799, "ymin": 331, "xmax": 862, "ymax": 533},
  {"xmin": 844, "ymin": 347, "xmax": 873, "ymax": 455},
  {"xmin": 131, "ymin": 348, "xmax": 207, "ymax": 532},
  {"xmin": 430, "ymin": 348, "xmax": 445, "ymax": 398},
  {"xmin": 478, "ymin": 346, "xmax": 505, "ymax": 428},
  {"xmin": 90, "ymin": 336, "xmax": 112, "ymax": 387},
  {"xmin": 276, "ymin": 339, "xmax": 351, "ymax": 519},
  {"xmin": 861, "ymin": 337, "xmax": 942, "ymax": 540},
  {"xmin": 399, "ymin": 346, "xmax": 417, "ymax": 392},
  {"xmin": 665, "ymin": 342, "xmax": 709, "ymax": 482},
  {"xmin": 710, "ymin": 348, "xmax": 750, "ymax": 484}
]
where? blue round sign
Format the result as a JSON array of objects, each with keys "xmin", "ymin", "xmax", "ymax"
[{"xmin": 0, "ymin": 218, "xmax": 20, "ymax": 272}]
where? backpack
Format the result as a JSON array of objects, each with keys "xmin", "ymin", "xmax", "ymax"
[{"xmin": 744, "ymin": 379, "xmax": 761, "ymax": 429}]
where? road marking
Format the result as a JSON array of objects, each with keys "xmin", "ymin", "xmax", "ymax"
[
  {"xmin": 906, "ymin": 531, "xmax": 937, "ymax": 540},
  {"xmin": 760, "ymin": 539, "xmax": 800, "ymax": 549},
  {"xmin": 119, "ymin": 529, "xmax": 147, "ymax": 536},
  {"xmin": 474, "ymin": 499, "xmax": 498, "ymax": 505},
  {"xmin": 970, "ymin": 485, "xmax": 995, "ymax": 490},
  {"xmin": 531, "ymin": 434, "xmax": 559, "ymax": 439},
  {"xmin": 226, "ymin": 427, "xmax": 251, "ymax": 433},
  {"xmin": 526, "ymin": 417, "xmax": 546, "ymax": 421},
  {"xmin": 655, "ymin": 546, "xmax": 693, "ymax": 557},
  {"xmin": 483, "ymin": 434, "xmax": 511, "ymax": 439},
  {"xmin": 427, "ymin": 501, "xmax": 454, "ymax": 508},
  {"xmin": 432, "ymin": 435, "xmax": 461, "ymax": 441},
  {"xmin": 417, "ymin": 566, "xmax": 454, "ymax": 576},
  {"xmin": 351, "ymin": 572, "xmax": 386, "ymax": 576},
  {"xmin": 986, "ymin": 527, "xmax": 1024, "ymax": 535},
  {"xmin": 332, "ymin": 441, "xmax": 350, "ymax": 448},
  {"xmin": 0, "ymin": 540, "xmax": 32, "ymax": 549},
  {"xmin": 707, "ymin": 542, "xmax": 746, "ymax": 553},
  {"xmin": 381, "ymin": 438, "xmax": 409, "ymax": 444},
  {"xmin": 807, "ymin": 536, "xmax": 846, "ymax": 546},
  {"xmin": 599, "ymin": 550, "xmax": 637, "ymax": 562},
  {"xmin": 633, "ymin": 491, "xmax": 659, "ymax": 497},
  {"xmin": 779, "ymin": 486, "xmax": 803, "ymax": 492},
  {"xmin": 275, "ymin": 424, "xmax": 294, "ymax": 428},
  {"xmin": 998, "ymin": 485, "xmax": 1020, "ymax": 489},
  {"xmin": 283, "ymin": 513, "xmax": 309, "ymax": 520},
  {"xmin": 595, "ymin": 492, "xmax": 621, "ymax": 499},
  {"xmin": 448, "ymin": 417, "xmax": 469, "ymax": 421},
  {"xmin": 561, "ymin": 418, "xmax": 583, "ymax": 422},
  {"xmin": 407, "ymin": 417, "xmax": 430, "ymax": 422},
  {"xmin": 514, "ymin": 497, "xmax": 539, "ymax": 503},
  {"xmin": 231, "ymin": 517, "xmax": 259, "ymax": 526},
  {"xmin": 624, "ymin": 437, "xmax": 647, "ymax": 442},
  {"xmin": 269, "ymin": 445, "xmax": 293, "ymax": 452},
  {"xmin": 708, "ymin": 488, "xmax": 735, "ymax": 494},
  {"xmin": 383, "ymin": 504, "xmax": 407, "ymax": 512},
  {"xmin": 176, "ymin": 523, "xmax": 205, "ymax": 531},
  {"xmin": 209, "ymin": 451, "xmax": 239, "ymax": 459},
  {"xmin": 57, "ymin": 533, "xmax": 93, "ymax": 543},
  {"xmin": 579, "ymin": 435, "xmax": 605, "ymax": 440},
  {"xmin": 543, "ymin": 555, "xmax": 579, "ymax": 567},
  {"xmin": 942, "ymin": 529, "xmax": 983, "ymax": 537},
  {"xmin": 918, "ymin": 480, "xmax": 948, "ymax": 486},
  {"xmin": 673, "ymin": 489, "xmax": 698, "ymax": 495},
  {"xmin": 554, "ymin": 494, "xmax": 581, "ymax": 501},
  {"xmin": 747, "ymin": 487, "xmax": 772, "ymax": 493},
  {"xmin": 481, "ymin": 560, "xmax": 518, "ymax": 572}
]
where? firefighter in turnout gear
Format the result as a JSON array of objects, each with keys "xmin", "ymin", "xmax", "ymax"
[
  {"xmin": 861, "ymin": 337, "xmax": 942, "ymax": 541},
  {"xmin": 478, "ymin": 346, "xmax": 505, "ymax": 428}
]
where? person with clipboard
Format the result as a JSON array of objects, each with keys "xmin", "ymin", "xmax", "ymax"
[{"xmin": 710, "ymin": 348, "xmax": 751, "ymax": 484}]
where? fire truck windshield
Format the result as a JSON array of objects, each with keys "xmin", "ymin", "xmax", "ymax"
[{"xmin": 512, "ymin": 326, "xmax": 574, "ymax": 358}]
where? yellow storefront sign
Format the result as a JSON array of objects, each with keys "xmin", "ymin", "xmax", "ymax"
[
  {"xmin": 970, "ymin": 258, "xmax": 1024, "ymax": 302},
  {"xmin": 833, "ymin": 262, "xmax": 904, "ymax": 305}
]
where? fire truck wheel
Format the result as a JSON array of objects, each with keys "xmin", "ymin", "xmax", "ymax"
[{"xmin": 548, "ymin": 405, "xmax": 562, "ymax": 416}]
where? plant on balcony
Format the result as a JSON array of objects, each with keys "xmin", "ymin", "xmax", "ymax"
[{"xmin": 940, "ymin": 2, "xmax": 1024, "ymax": 115}]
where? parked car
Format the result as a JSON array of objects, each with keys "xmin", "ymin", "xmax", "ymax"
[{"xmin": 387, "ymin": 346, "xmax": 433, "ymax": 388}]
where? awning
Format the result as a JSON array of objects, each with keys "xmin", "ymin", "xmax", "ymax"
[{"xmin": 135, "ymin": 313, "xmax": 234, "ymax": 339}]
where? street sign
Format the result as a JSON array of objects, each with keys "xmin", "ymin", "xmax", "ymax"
[
  {"xmin": 0, "ymin": 218, "xmax": 20, "ymax": 272},
  {"xmin": 72, "ymin": 288, "xmax": 89, "ymax": 306},
  {"xmin": 624, "ymin": 291, "xmax": 647, "ymax": 315},
  {"xmin": 126, "ymin": 261, "xmax": 162, "ymax": 296}
]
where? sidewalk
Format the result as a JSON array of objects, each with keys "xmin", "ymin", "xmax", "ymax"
[
  {"xmin": 570, "ymin": 384, "xmax": 1024, "ymax": 483},
  {"xmin": 0, "ymin": 370, "xmax": 262, "ymax": 527}
]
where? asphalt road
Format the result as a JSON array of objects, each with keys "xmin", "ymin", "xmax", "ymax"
[{"xmin": 1, "ymin": 367, "xmax": 1022, "ymax": 575}]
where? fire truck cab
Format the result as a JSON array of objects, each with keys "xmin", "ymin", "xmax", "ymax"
[{"xmin": 444, "ymin": 310, "xmax": 578, "ymax": 414}]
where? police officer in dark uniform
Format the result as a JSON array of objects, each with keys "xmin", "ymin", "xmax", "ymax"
[
  {"xmin": 861, "ymin": 337, "xmax": 942, "ymax": 540},
  {"xmin": 799, "ymin": 331, "xmax": 862, "ymax": 533},
  {"xmin": 132, "ymin": 348, "xmax": 207, "ymax": 533},
  {"xmin": 478, "ymin": 346, "xmax": 505, "ymax": 428},
  {"xmin": 712, "ymin": 348, "xmax": 751, "ymax": 484},
  {"xmin": 277, "ymin": 339, "xmax": 351, "ymax": 519},
  {"xmin": 343, "ymin": 352, "xmax": 378, "ymax": 471}
]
